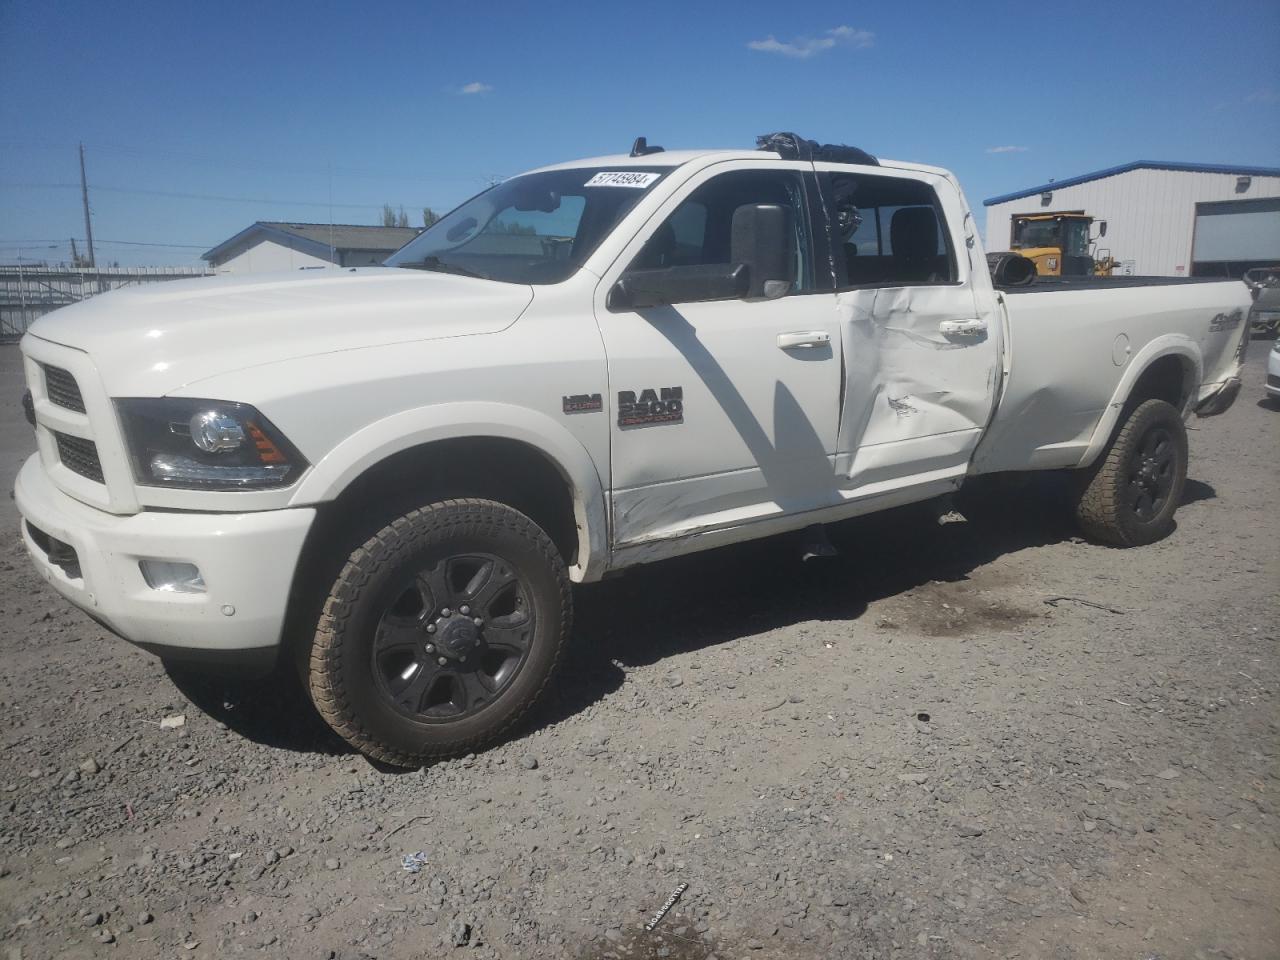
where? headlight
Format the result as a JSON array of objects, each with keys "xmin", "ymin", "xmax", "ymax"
[{"xmin": 115, "ymin": 398, "xmax": 308, "ymax": 490}]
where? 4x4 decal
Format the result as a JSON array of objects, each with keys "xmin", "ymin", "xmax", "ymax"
[
  {"xmin": 618, "ymin": 387, "xmax": 683, "ymax": 428},
  {"xmin": 1208, "ymin": 309, "xmax": 1243, "ymax": 333}
]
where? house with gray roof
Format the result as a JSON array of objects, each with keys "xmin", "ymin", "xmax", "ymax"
[{"xmin": 202, "ymin": 222, "xmax": 422, "ymax": 274}]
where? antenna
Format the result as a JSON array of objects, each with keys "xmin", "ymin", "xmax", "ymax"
[{"xmin": 630, "ymin": 136, "xmax": 664, "ymax": 157}]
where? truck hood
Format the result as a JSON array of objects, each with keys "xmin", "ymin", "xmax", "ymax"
[{"xmin": 26, "ymin": 267, "xmax": 534, "ymax": 396}]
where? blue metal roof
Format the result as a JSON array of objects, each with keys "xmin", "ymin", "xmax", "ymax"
[{"xmin": 983, "ymin": 160, "xmax": 1280, "ymax": 207}]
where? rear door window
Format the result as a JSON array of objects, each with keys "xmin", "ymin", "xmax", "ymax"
[{"xmin": 822, "ymin": 173, "xmax": 956, "ymax": 288}]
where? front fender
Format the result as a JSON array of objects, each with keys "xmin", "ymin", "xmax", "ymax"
[
  {"xmin": 288, "ymin": 401, "xmax": 609, "ymax": 583},
  {"xmin": 1079, "ymin": 335, "xmax": 1202, "ymax": 468}
]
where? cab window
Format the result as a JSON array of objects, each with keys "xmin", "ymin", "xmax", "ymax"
[
  {"xmin": 628, "ymin": 170, "xmax": 816, "ymax": 295},
  {"xmin": 823, "ymin": 172, "xmax": 956, "ymax": 288}
]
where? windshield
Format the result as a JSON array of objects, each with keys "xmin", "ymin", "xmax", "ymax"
[
  {"xmin": 386, "ymin": 167, "xmax": 670, "ymax": 284},
  {"xmin": 1012, "ymin": 218, "xmax": 1060, "ymax": 249}
]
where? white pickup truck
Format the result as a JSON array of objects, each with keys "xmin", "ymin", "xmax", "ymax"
[{"xmin": 15, "ymin": 133, "xmax": 1252, "ymax": 766}]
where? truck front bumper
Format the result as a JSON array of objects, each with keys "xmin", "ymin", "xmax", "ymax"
[{"xmin": 14, "ymin": 454, "xmax": 314, "ymax": 672}]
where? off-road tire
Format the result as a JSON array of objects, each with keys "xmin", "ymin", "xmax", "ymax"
[
  {"xmin": 307, "ymin": 499, "xmax": 571, "ymax": 766},
  {"xmin": 1074, "ymin": 398, "xmax": 1188, "ymax": 547}
]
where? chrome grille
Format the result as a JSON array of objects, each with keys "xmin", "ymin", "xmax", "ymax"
[
  {"xmin": 54, "ymin": 432, "xmax": 104, "ymax": 483},
  {"xmin": 43, "ymin": 364, "xmax": 86, "ymax": 413}
]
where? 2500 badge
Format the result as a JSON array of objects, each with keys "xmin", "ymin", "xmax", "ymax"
[{"xmin": 618, "ymin": 387, "xmax": 683, "ymax": 428}]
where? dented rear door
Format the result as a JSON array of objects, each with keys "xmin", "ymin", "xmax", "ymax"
[{"xmin": 814, "ymin": 165, "xmax": 1001, "ymax": 495}]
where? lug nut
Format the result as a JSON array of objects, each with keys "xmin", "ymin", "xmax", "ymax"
[
  {"xmin": 459, "ymin": 605, "xmax": 470, "ymax": 615},
  {"xmin": 426, "ymin": 624, "xmax": 436, "ymax": 634},
  {"xmin": 437, "ymin": 657, "xmax": 448, "ymax": 665},
  {"xmin": 473, "ymin": 617, "xmax": 483, "ymax": 626},
  {"xmin": 425, "ymin": 644, "xmax": 434, "ymax": 653},
  {"xmin": 441, "ymin": 607, "xmax": 451, "ymax": 617}
]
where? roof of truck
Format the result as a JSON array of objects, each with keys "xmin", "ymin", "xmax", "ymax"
[
  {"xmin": 526, "ymin": 149, "xmax": 937, "ymax": 177},
  {"xmin": 527, "ymin": 150, "xmax": 773, "ymax": 173}
]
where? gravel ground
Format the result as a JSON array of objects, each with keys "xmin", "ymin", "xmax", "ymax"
[{"xmin": 1, "ymin": 340, "xmax": 1276, "ymax": 960}]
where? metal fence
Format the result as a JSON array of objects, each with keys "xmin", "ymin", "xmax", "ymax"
[{"xmin": 0, "ymin": 264, "xmax": 213, "ymax": 341}]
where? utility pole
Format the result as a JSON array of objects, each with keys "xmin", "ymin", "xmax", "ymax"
[{"xmin": 79, "ymin": 143, "xmax": 95, "ymax": 268}]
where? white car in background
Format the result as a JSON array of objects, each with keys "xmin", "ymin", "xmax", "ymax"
[
  {"xmin": 1267, "ymin": 339, "xmax": 1280, "ymax": 401},
  {"xmin": 1245, "ymin": 267, "xmax": 1280, "ymax": 337}
]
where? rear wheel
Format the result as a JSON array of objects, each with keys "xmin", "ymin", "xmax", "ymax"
[
  {"xmin": 1074, "ymin": 398, "xmax": 1188, "ymax": 546},
  {"xmin": 307, "ymin": 499, "xmax": 570, "ymax": 766}
]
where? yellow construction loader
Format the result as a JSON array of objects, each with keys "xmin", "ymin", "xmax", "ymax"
[{"xmin": 1009, "ymin": 211, "xmax": 1117, "ymax": 277}]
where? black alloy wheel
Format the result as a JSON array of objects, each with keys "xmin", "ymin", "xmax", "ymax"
[
  {"xmin": 1074, "ymin": 398, "xmax": 1188, "ymax": 547},
  {"xmin": 307, "ymin": 499, "xmax": 571, "ymax": 766},
  {"xmin": 1126, "ymin": 424, "xmax": 1177, "ymax": 523},
  {"xmin": 372, "ymin": 553, "xmax": 535, "ymax": 722}
]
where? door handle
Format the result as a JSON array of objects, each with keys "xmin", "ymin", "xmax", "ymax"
[
  {"xmin": 777, "ymin": 331, "xmax": 831, "ymax": 350},
  {"xmin": 938, "ymin": 318, "xmax": 987, "ymax": 336}
]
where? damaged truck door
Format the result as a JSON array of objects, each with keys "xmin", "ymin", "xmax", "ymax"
[
  {"xmin": 819, "ymin": 165, "xmax": 1001, "ymax": 496},
  {"xmin": 598, "ymin": 161, "xmax": 843, "ymax": 547}
]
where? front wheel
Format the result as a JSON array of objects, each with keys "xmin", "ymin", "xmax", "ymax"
[
  {"xmin": 307, "ymin": 499, "xmax": 571, "ymax": 766},
  {"xmin": 1074, "ymin": 398, "xmax": 1188, "ymax": 547}
]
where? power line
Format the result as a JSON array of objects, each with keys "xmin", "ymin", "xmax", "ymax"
[
  {"xmin": 95, "ymin": 239, "xmax": 213, "ymax": 249},
  {"xmin": 0, "ymin": 181, "xmax": 431, "ymax": 210},
  {"xmin": 0, "ymin": 237, "xmax": 212, "ymax": 247},
  {"xmin": 0, "ymin": 138, "xmax": 486, "ymax": 184}
]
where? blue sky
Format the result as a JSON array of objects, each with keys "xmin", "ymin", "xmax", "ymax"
[{"xmin": 2, "ymin": 0, "xmax": 1277, "ymax": 266}]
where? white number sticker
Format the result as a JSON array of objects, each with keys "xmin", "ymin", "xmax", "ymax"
[{"xmin": 584, "ymin": 171, "xmax": 660, "ymax": 189}]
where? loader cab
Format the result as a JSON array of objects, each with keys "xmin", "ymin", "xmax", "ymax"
[{"xmin": 1010, "ymin": 211, "xmax": 1103, "ymax": 277}]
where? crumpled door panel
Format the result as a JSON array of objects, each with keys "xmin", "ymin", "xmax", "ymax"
[{"xmin": 834, "ymin": 285, "xmax": 999, "ymax": 488}]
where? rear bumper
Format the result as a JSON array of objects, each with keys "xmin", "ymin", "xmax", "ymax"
[
  {"xmin": 1194, "ymin": 376, "xmax": 1241, "ymax": 417},
  {"xmin": 14, "ymin": 454, "xmax": 314, "ymax": 666}
]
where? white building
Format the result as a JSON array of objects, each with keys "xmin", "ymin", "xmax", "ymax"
[
  {"xmin": 202, "ymin": 222, "xmax": 422, "ymax": 274},
  {"xmin": 984, "ymin": 162, "xmax": 1280, "ymax": 277}
]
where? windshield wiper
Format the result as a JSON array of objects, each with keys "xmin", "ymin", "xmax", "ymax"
[{"xmin": 401, "ymin": 256, "xmax": 487, "ymax": 280}]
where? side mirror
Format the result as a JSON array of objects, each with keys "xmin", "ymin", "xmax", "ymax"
[
  {"xmin": 608, "ymin": 264, "xmax": 749, "ymax": 310},
  {"xmin": 730, "ymin": 204, "xmax": 794, "ymax": 299},
  {"xmin": 1098, "ymin": 220, "xmax": 1108, "ymax": 238}
]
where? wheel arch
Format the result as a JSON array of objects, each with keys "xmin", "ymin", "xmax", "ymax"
[
  {"xmin": 289, "ymin": 402, "xmax": 609, "ymax": 583},
  {"xmin": 1079, "ymin": 338, "xmax": 1201, "ymax": 468}
]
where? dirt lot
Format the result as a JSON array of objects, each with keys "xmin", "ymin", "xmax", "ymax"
[{"xmin": 0, "ymin": 340, "xmax": 1276, "ymax": 960}]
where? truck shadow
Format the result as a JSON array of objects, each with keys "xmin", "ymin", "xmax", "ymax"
[
  {"xmin": 167, "ymin": 471, "xmax": 1216, "ymax": 759},
  {"xmin": 532, "ymin": 472, "xmax": 1088, "ymax": 732},
  {"xmin": 165, "ymin": 662, "xmax": 354, "ymax": 757}
]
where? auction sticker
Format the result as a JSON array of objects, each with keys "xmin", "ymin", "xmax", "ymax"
[{"xmin": 585, "ymin": 171, "xmax": 660, "ymax": 188}]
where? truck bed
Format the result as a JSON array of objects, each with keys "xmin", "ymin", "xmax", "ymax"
[
  {"xmin": 971, "ymin": 276, "xmax": 1251, "ymax": 475},
  {"xmin": 1004, "ymin": 275, "xmax": 1232, "ymax": 293}
]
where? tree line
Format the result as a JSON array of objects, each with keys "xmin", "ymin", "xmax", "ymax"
[{"xmin": 381, "ymin": 204, "xmax": 439, "ymax": 229}]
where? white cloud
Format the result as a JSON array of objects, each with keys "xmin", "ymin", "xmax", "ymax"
[
  {"xmin": 747, "ymin": 25, "xmax": 874, "ymax": 59},
  {"xmin": 458, "ymin": 82, "xmax": 493, "ymax": 95},
  {"xmin": 1245, "ymin": 87, "xmax": 1279, "ymax": 105},
  {"xmin": 986, "ymin": 145, "xmax": 1029, "ymax": 154}
]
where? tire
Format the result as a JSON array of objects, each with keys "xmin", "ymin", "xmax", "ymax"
[
  {"xmin": 1074, "ymin": 398, "xmax": 1188, "ymax": 547},
  {"xmin": 307, "ymin": 499, "xmax": 571, "ymax": 766}
]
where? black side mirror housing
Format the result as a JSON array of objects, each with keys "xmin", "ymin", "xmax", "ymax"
[
  {"xmin": 608, "ymin": 263, "xmax": 749, "ymax": 310},
  {"xmin": 730, "ymin": 203, "xmax": 794, "ymax": 298}
]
